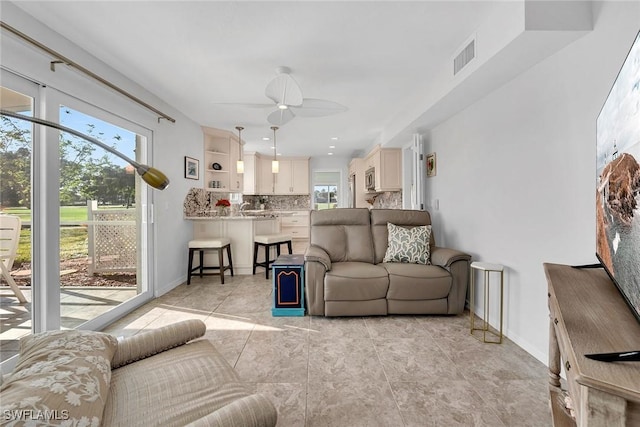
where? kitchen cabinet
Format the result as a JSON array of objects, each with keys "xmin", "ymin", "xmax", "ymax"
[
  {"xmin": 242, "ymin": 152, "xmax": 258, "ymax": 195},
  {"xmin": 279, "ymin": 210, "xmax": 310, "ymax": 254},
  {"xmin": 274, "ymin": 158, "xmax": 309, "ymax": 194},
  {"xmin": 364, "ymin": 145, "xmax": 401, "ymax": 192},
  {"xmin": 202, "ymin": 127, "xmax": 243, "ymax": 192},
  {"xmin": 257, "ymin": 156, "xmax": 275, "ymax": 195},
  {"xmin": 349, "ymin": 157, "xmax": 367, "ymax": 208},
  {"xmin": 243, "ymin": 154, "xmax": 309, "ymax": 195}
]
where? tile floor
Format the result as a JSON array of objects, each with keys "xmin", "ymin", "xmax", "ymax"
[{"xmin": 101, "ymin": 273, "xmax": 552, "ymax": 427}]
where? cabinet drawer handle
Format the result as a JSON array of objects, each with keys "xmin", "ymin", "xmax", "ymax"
[
  {"xmin": 565, "ymin": 361, "xmax": 571, "ymax": 371},
  {"xmin": 554, "ymin": 318, "xmax": 558, "ymax": 325}
]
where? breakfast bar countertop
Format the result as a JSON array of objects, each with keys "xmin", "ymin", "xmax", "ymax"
[{"xmin": 184, "ymin": 215, "xmax": 278, "ymax": 220}]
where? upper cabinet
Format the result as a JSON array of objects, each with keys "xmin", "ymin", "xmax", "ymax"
[
  {"xmin": 243, "ymin": 153, "xmax": 309, "ymax": 195},
  {"xmin": 364, "ymin": 145, "xmax": 401, "ymax": 192},
  {"xmin": 275, "ymin": 158, "xmax": 309, "ymax": 194},
  {"xmin": 202, "ymin": 127, "xmax": 243, "ymax": 193}
]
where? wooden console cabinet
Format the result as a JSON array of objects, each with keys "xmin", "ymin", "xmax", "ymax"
[{"xmin": 544, "ymin": 263, "xmax": 640, "ymax": 426}]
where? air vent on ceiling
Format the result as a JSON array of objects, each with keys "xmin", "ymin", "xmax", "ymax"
[{"xmin": 454, "ymin": 39, "xmax": 475, "ymax": 75}]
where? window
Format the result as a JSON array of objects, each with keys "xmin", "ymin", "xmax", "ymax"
[{"xmin": 313, "ymin": 171, "xmax": 340, "ymax": 210}]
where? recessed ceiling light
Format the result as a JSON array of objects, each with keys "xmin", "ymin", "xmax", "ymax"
[
  {"xmin": 329, "ymin": 145, "xmax": 335, "ymax": 149},
  {"xmin": 263, "ymin": 137, "xmax": 271, "ymax": 141},
  {"xmin": 328, "ymin": 152, "xmax": 334, "ymax": 155},
  {"xmin": 330, "ymin": 137, "xmax": 339, "ymax": 140}
]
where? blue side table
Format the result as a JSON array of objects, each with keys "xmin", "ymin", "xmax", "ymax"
[{"xmin": 271, "ymin": 254, "xmax": 305, "ymax": 317}]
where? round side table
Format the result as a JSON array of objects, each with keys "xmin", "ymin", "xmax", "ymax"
[{"xmin": 469, "ymin": 261, "xmax": 505, "ymax": 344}]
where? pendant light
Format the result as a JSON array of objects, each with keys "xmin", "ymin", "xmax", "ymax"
[
  {"xmin": 271, "ymin": 126, "xmax": 279, "ymax": 173},
  {"xmin": 235, "ymin": 126, "xmax": 244, "ymax": 174}
]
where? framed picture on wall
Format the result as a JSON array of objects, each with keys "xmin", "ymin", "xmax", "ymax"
[
  {"xmin": 426, "ymin": 152, "xmax": 436, "ymax": 177},
  {"xmin": 185, "ymin": 156, "xmax": 199, "ymax": 180}
]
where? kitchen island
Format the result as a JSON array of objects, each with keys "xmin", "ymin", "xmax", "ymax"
[{"xmin": 186, "ymin": 216, "xmax": 279, "ymax": 275}]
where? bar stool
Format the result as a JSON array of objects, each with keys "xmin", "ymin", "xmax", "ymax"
[
  {"xmin": 253, "ymin": 234, "xmax": 292, "ymax": 279},
  {"xmin": 187, "ymin": 238, "xmax": 233, "ymax": 285}
]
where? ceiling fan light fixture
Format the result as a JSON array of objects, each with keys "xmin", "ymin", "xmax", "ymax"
[{"xmin": 278, "ymin": 104, "xmax": 288, "ymax": 110}]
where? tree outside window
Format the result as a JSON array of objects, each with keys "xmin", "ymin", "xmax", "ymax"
[{"xmin": 314, "ymin": 185, "xmax": 338, "ymax": 210}]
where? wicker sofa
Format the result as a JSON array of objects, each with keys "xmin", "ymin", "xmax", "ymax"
[
  {"xmin": 1, "ymin": 320, "xmax": 277, "ymax": 427},
  {"xmin": 304, "ymin": 208, "xmax": 471, "ymax": 316}
]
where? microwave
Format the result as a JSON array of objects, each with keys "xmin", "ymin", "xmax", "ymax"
[{"xmin": 365, "ymin": 167, "xmax": 376, "ymax": 191}]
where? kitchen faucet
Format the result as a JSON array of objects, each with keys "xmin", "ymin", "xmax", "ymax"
[{"xmin": 240, "ymin": 202, "xmax": 251, "ymax": 211}]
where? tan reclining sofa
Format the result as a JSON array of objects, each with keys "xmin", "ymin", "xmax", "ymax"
[
  {"xmin": 304, "ymin": 208, "xmax": 471, "ymax": 316},
  {"xmin": 1, "ymin": 319, "xmax": 277, "ymax": 427}
]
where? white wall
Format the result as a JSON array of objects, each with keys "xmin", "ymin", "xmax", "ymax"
[{"xmin": 424, "ymin": 1, "xmax": 640, "ymax": 362}]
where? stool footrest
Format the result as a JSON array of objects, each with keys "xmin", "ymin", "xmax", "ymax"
[{"xmin": 187, "ymin": 243, "xmax": 234, "ymax": 285}]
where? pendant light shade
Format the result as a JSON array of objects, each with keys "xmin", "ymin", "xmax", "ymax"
[
  {"xmin": 271, "ymin": 126, "xmax": 279, "ymax": 173},
  {"xmin": 235, "ymin": 126, "xmax": 244, "ymax": 174}
]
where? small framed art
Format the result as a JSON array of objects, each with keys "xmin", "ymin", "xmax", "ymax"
[
  {"xmin": 185, "ymin": 156, "xmax": 199, "ymax": 180},
  {"xmin": 426, "ymin": 152, "xmax": 436, "ymax": 177}
]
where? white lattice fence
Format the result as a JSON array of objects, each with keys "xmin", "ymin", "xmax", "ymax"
[{"xmin": 87, "ymin": 201, "xmax": 136, "ymax": 274}]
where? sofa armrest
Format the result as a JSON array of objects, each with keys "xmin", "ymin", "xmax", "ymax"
[
  {"xmin": 304, "ymin": 245, "xmax": 331, "ymax": 316},
  {"xmin": 431, "ymin": 247, "xmax": 471, "ymax": 314},
  {"xmin": 111, "ymin": 319, "xmax": 206, "ymax": 369},
  {"xmin": 185, "ymin": 394, "xmax": 278, "ymax": 427},
  {"xmin": 304, "ymin": 244, "xmax": 331, "ymax": 270},
  {"xmin": 430, "ymin": 246, "xmax": 471, "ymax": 268}
]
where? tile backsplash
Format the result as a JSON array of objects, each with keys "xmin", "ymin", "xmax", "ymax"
[
  {"xmin": 183, "ymin": 188, "xmax": 222, "ymax": 217},
  {"xmin": 242, "ymin": 195, "xmax": 311, "ymax": 210},
  {"xmin": 184, "ymin": 188, "xmax": 400, "ymax": 217},
  {"xmin": 371, "ymin": 191, "xmax": 402, "ymax": 209}
]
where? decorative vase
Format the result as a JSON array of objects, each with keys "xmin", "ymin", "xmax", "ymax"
[{"xmin": 217, "ymin": 206, "xmax": 228, "ymax": 216}]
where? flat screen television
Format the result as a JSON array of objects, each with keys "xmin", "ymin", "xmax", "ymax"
[{"xmin": 596, "ymin": 30, "xmax": 640, "ymax": 323}]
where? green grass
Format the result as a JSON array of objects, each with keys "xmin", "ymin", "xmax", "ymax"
[
  {"xmin": 5, "ymin": 205, "xmax": 131, "ymax": 266},
  {"xmin": 15, "ymin": 227, "xmax": 88, "ymax": 265},
  {"xmin": 3, "ymin": 205, "xmax": 130, "ymax": 223}
]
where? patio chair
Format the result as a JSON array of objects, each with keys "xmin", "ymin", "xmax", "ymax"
[{"xmin": 0, "ymin": 214, "xmax": 27, "ymax": 303}]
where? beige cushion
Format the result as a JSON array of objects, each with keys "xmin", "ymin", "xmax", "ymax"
[
  {"xmin": 310, "ymin": 209, "xmax": 374, "ymax": 263},
  {"xmin": 103, "ymin": 340, "xmax": 268, "ymax": 427},
  {"xmin": 324, "ymin": 262, "xmax": 389, "ymax": 301},
  {"xmin": 383, "ymin": 223, "xmax": 431, "ymax": 264},
  {"xmin": 0, "ymin": 330, "xmax": 117, "ymax": 426},
  {"xmin": 383, "ymin": 262, "xmax": 452, "ymax": 300},
  {"xmin": 254, "ymin": 234, "xmax": 292, "ymax": 244},
  {"xmin": 189, "ymin": 238, "xmax": 231, "ymax": 249}
]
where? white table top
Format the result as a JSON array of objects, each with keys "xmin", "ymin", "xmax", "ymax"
[{"xmin": 470, "ymin": 261, "xmax": 504, "ymax": 272}]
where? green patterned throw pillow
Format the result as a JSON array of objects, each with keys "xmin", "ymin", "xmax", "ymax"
[{"xmin": 383, "ymin": 223, "xmax": 431, "ymax": 264}]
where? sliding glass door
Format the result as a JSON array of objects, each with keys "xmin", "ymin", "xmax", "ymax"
[
  {"xmin": 0, "ymin": 73, "xmax": 37, "ymax": 363},
  {"xmin": 53, "ymin": 98, "xmax": 151, "ymax": 330},
  {"xmin": 0, "ymin": 71, "xmax": 154, "ymax": 366}
]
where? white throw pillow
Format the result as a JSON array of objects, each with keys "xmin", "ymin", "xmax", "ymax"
[{"xmin": 383, "ymin": 223, "xmax": 431, "ymax": 264}]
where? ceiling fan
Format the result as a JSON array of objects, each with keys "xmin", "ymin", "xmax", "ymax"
[{"xmin": 225, "ymin": 66, "xmax": 347, "ymax": 126}]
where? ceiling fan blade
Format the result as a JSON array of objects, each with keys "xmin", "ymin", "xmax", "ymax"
[
  {"xmin": 212, "ymin": 102, "xmax": 274, "ymax": 109},
  {"xmin": 290, "ymin": 98, "xmax": 348, "ymax": 117},
  {"xmin": 265, "ymin": 73, "xmax": 303, "ymax": 107},
  {"xmin": 267, "ymin": 108, "xmax": 295, "ymax": 126}
]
